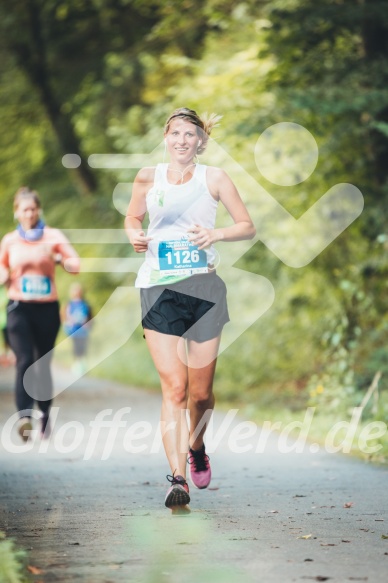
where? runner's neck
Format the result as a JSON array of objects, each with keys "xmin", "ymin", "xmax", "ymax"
[{"xmin": 167, "ymin": 163, "xmax": 196, "ymax": 185}]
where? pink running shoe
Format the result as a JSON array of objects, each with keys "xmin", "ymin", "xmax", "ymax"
[
  {"xmin": 188, "ymin": 445, "xmax": 211, "ymax": 489},
  {"xmin": 165, "ymin": 473, "xmax": 190, "ymax": 509}
]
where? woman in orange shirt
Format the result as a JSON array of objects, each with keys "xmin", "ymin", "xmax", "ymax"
[{"xmin": 0, "ymin": 187, "xmax": 80, "ymax": 441}]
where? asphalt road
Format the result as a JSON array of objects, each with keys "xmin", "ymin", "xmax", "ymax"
[{"xmin": 0, "ymin": 364, "xmax": 387, "ymax": 583}]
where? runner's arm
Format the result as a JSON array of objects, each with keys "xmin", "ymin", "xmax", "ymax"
[
  {"xmin": 188, "ymin": 167, "xmax": 256, "ymax": 249},
  {"xmin": 55, "ymin": 230, "xmax": 81, "ymax": 275},
  {"xmin": 125, "ymin": 167, "xmax": 154, "ymax": 253},
  {"xmin": 0, "ymin": 237, "xmax": 10, "ymax": 285}
]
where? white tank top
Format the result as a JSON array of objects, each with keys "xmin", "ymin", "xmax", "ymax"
[{"xmin": 135, "ymin": 163, "xmax": 218, "ymax": 288}]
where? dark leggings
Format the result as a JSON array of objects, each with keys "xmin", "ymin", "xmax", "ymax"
[{"xmin": 7, "ymin": 300, "xmax": 61, "ymax": 418}]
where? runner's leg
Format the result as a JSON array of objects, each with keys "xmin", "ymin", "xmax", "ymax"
[
  {"xmin": 144, "ymin": 329, "xmax": 189, "ymax": 478},
  {"xmin": 30, "ymin": 302, "xmax": 61, "ymax": 415},
  {"xmin": 6, "ymin": 303, "xmax": 36, "ymax": 417},
  {"xmin": 187, "ymin": 335, "xmax": 220, "ymax": 450}
]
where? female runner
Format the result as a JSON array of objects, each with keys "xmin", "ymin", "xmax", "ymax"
[
  {"xmin": 0, "ymin": 187, "xmax": 80, "ymax": 440},
  {"xmin": 125, "ymin": 108, "xmax": 255, "ymax": 510}
]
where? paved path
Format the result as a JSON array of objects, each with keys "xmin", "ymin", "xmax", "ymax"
[{"xmin": 0, "ymin": 364, "xmax": 387, "ymax": 583}]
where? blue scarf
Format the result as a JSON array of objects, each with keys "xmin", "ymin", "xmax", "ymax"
[{"xmin": 17, "ymin": 219, "xmax": 46, "ymax": 242}]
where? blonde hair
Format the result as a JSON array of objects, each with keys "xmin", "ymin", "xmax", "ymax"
[
  {"xmin": 13, "ymin": 187, "xmax": 41, "ymax": 212},
  {"xmin": 164, "ymin": 107, "xmax": 222, "ymax": 154}
]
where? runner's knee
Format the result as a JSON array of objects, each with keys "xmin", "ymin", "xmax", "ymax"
[
  {"xmin": 189, "ymin": 386, "xmax": 214, "ymax": 407},
  {"xmin": 162, "ymin": 379, "xmax": 188, "ymax": 406},
  {"xmin": 15, "ymin": 353, "xmax": 34, "ymax": 373}
]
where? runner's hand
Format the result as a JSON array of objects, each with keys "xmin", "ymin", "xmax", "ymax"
[
  {"xmin": 129, "ymin": 230, "xmax": 152, "ymax": 253},
  {"xmin": 187, "ymin": 225, "xmax": 220, "ymax": 250}
]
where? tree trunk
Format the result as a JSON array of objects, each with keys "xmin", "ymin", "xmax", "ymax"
[
  {"xmin": 361, "ymin": 0, "xmax": 388, "ymax": 187},
  {"xmin": 16, "ymin": 0, "xmax": 97, "ymax": 195}
]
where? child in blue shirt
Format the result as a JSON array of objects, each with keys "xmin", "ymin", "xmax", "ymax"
[{"xmin": 63, "ymin": 283, "xmax": 92, "ymax": 373}]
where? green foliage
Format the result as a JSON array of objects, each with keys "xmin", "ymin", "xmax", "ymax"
[
  {"xmin": 259, "ymin": 0, "xmax": 388, "ymax": 209},
  {"xmin": 0, "ymin": 532, "xmax": 27, "ymax": 583}
]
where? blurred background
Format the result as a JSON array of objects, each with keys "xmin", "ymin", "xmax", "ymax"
[{"xmin": 0, "ymin": 0, "xmax": 387, "ymax": 459}]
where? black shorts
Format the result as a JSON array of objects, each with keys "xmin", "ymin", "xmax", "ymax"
[{"xmin": 140, "ymin": 272, "xmax": 229, "ymax": 342}]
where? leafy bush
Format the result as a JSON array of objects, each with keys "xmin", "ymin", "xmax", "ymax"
[{"xmin": 0, "ymin": 532, "xmax": 27, "ymax": 583}]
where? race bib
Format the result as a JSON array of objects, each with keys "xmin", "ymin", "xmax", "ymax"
[
  {"xmin": 21, "ymin": 276, "xmax": 51, "ymax": 300},
  {"xmin": 158, "ymin": 240, "xmax": 208, "ymax": 276}
]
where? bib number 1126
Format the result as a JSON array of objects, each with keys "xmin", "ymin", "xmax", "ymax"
[
  {"xmin": 166, "ymin": 248, "xmax": 200, "ymax": 265},
  {"xmin": 158, "ymin": 240, "xmax": 208, "ymax": 275}
]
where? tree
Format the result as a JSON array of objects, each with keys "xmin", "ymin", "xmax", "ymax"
[
  {"xmin": 259, "ymin": 0, "xmax": 388, "ymax": 229},
  {"xmin": 256, "ymin": 0, "xmax": 388, "ymax": 391},
  {"xmin": 0, "ymin": 0, "xmax": 234, "ymax": 195}
]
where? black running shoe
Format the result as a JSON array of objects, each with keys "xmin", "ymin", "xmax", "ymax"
[{"xmin": 165, "ymin": 473, "xmax": 190, "ymax": 508}]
